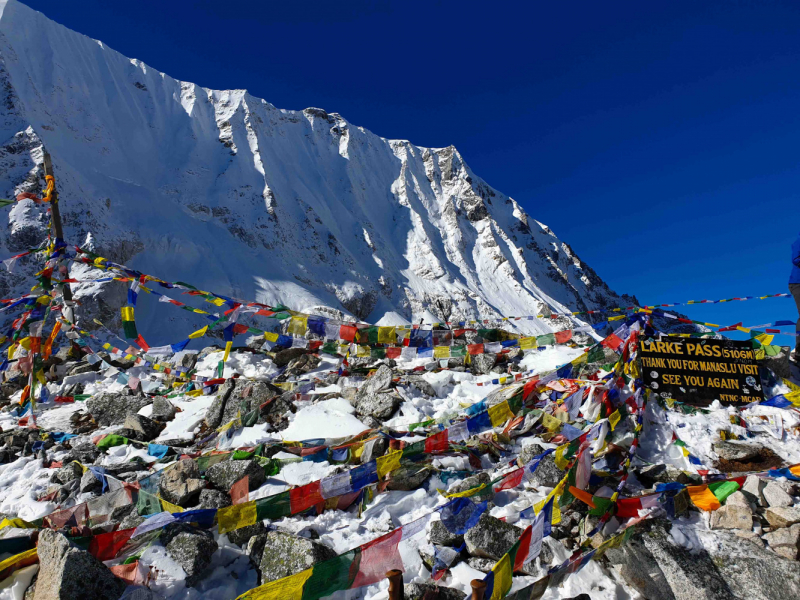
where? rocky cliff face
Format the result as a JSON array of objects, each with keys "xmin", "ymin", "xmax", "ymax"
[{"xmin": 0, "ymin": 0, "xmax": 631, "ymax": 344}]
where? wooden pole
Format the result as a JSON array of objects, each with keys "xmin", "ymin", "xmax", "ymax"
[
  {"xmin": 386, "ymin": 570, "xmax": 403, "ymax": 600},
  {"xmin": 42, "ymin": 151, "xmax": 73, "ymax": 304},
  {"xmin": 471, "ymin": 579, "xmax": 487, "ymax": 600}
]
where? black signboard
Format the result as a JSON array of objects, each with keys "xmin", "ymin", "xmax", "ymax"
[{"xmin": 639, "ymin": 336, "xmax": 763, "ymax": 406}]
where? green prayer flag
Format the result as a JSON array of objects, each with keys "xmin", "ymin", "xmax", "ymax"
[
  {"xmin": 587, "ymin": 345, "xmax": 605, "ymax": 364},
  {"xmin": 256, "ymin": 490, "xmax": 291, "ymax": 521},
  {"xmin": 301, "ymin": 549, "xmax": 360, "ymax": 600},
  {"xmin": 136, "ymin": 490, "xmax": 162, "ymax": 516},
  {"xmin": 709, "ymin": 480, "xmax": 740, "ymax": 503}
]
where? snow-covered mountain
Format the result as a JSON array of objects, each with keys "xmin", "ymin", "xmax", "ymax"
[{"xmin": 0, "ymin": 0, "xmax": 632, "ymax": 344}]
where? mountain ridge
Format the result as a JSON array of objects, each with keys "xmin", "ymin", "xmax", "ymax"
[{"xmin": 0, "ymin": 0, "xmax": 632, "ymax": 344}]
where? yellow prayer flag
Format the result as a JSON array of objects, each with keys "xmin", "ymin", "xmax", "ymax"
[
  {"xmin": 287, "ymin": 316, "xmax": 308, "ymax": 337},
  {"xmin": 488, "ymin": 401, "xmax": 514, "ymax": 427},
  {"xmin": 377, "ymin": 326, "xmax": 396, "ymax": 344},
  {"xmin": 223, "ymin": 340, "xmax": 233, "ymax": 362},
  {"xmin": 188, "ymin": 325, "xmax": 208, "ymax": 339},
  {"xmin": 755, "ymin": 333, "xmax": 774, "ymax": 345},
  {"xmin": 160, "ymin": 498, "xmax": 184, "ymax": 514},
  {"xmin": 236, "ymin": 567, "xmax": 313, "ymax": 600},
  {"xmin": 0, "ymin": 548, "xmax": 37, "ymax": 574},
  {"xmin": 357, "ymin": 345, "xmax": 370, "ymax": 358},
  {"xmin": 490, "ymin": 553, "xmax": 513, "ymax": 600},
  {"xmin": 434, "ymin": 346, "xmax": 450, "ymax": 359},
  {"xmin": 263, "ymin": 331, "xmax": 279, "ymax": 343},
  {"xmin": 218, "ymin": 500, "xmax": 258, "ymax": 534},
  {"xmin": 608, "ymin": 410, "xmax": 621, "ymax": 431},
  {"xmin": 541, "ymin": 412, "xmax": 563, "ymax": 433},
  {"xmin": 443, "ymin": 483, "xmax": 488, "ymax": 498},
  {"xmin": 120, "ymin": 306, "xmax": 134, "ymax": 322},
  {"xmin": 207, "ymin": 297, "xmax": 227, "ymax": 307},
  {"xmin": 0, "ymin": 517, "xmax": 34, "ymax": 530},
  {"xmin": 519, "ymin": 336, "xmax": 536, "ymax": 350},
  {"xmin": 571, "ymin": 353, "xmax": 587, "ymax": 366},
  {"xmin": 376, "ymin": 449, "xmax": 403, "ymax": 479},
  {"xmin": 554, "ymin": 444, "xmax": 570, "ymax": 470}
]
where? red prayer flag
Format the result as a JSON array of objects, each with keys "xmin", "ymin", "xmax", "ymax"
[
  {"xmin": 89, "ymin": 528, "xmax": 135, "ymax": 561},
  {"xmin": 424, "ymin": 429, "xmax": 449, "ymax": 454},
  {"xmin": 513, "ymin": 525, "xmax": 533, "ymax": 572},
  {"xmin": 230, "ymin": 475, "xmax": 249, "ymax": 505},
  {"xmin": 353, "ymin": 528, "xmax": 403, "ymax": 588},
  {"xmin": 340, "ymin": 325, "xmax": 357, "ymax": 342},
  {"xmin": 554, "ymin": 330, "xmax": 573, "ymax": 344},
  {"xmin": 467, "ymin": 344, "xmax": 484, "ymax": 355},
  {"xmin": 109, "ymin": 561, "xmax": 149, "ymax": 585},
  {"xmin": 289, "ymin": 480, "xmax": 324, "ymax": 514},
  {"xmin": 134, "ymin": 335, "xmax": 150, "ymax": 351},
  {"xmin": 615, "ymin": 497, "xmax": 643, "ymax": 518},
  {"xmin": 494, "ymin": 468, "xmax": 524, "ymax": 492},
  {"xmin": 601, "ymin": 334, "xmax": 623, "ymax": 352},
  {"xmin": 386, "ymin": 347, "xmax": 401, "ymax": 359}
]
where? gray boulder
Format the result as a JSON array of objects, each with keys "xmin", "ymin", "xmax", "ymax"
[
  {"xmin": 606, "ymin": 518, "xmax": 800, "ymax": 600},
  {"xmin": 353, "ymin": 391, "xmax": 401, "ymax": 420},
  {"xmin": 206, "ymin": 459, "xmax": 266, "ymax": 493},
  {"xmin": 360, "ymin": 364, "xmax": 394, "ymax": 394},
  {"xmin": 428, "ymin": 520, "xmax": 464, "ymax": 547},
  {"xmin": 447, "ymin": 472, "xmax": 491, "ymax": 497},
  {"xmin": 227, "ymin": 522, "xmax": 267, "ymax": 547},
  {"xmin": 763, "ymin": 524, "xmax": 800, "ymax": 560},
  {"xmin": 759, "ymin": 346, "xmax": 791, "ymax": 382},
  {"xmin": 517, "ymin": 443, "xmax": 547, "ymax": 466},
  {"xmin": 764, "ymin": 506, "xmax": 800, "ymax": 529},
  {"xmin": 709, "ymin": 504, "xmax": 752, "ymax": 530},
  {"xmin": 198, "ymin": 489, "xmax": 232, "ymax": 509},
  {"xmin": 121, "ymin": 413, "xmax": 162, "ymax": 442},
  {"xmin": 54, "ymin": 462, "xmax": 82, "ymax": 485},
  {"xmin": 273, "ymin": 348, "xmax": 307, "ymax": 367},
  {"xmin": 465, "ymin": 557, "xmax": 495, "ymax": 572},
  {"xmin": 713, "ymin": 441, "xmax": 762, "ymax": 462},
  {"xmin": 726, "ymin": 491, "xmax": 755, "ymax": 510},
  {"xmin": 34, "ymin": 529, "xmax": 125, "ymax": 600},
  {"xmin": 404, "ymin": 583, "xmax": 464, "ymax": 600},
  {"xmin": 206, "ymin": 379, "xmax": 288, "ymax": 429},
  {"xmin": 165, "ymin": 531, "xmax": 218, "ymax": 587},
  {"xmin": 259, "ymin": 531, "xmax": 337, "ymax": 583},
  {"xmin": 79, "ymin": 470, "xmax": 102, "ymax": 495},
  {"xmin": 245, "ymin": 534, "xmax": 268, "ymax": 569},
  {"xmin": 158, "ymin": 459, "xmax": 205, "ymax": 506},
  {"xmin": 527, "ymin": 453, "xmax": 563, "ymax": 488},
  {"xmin": 151, "ymin": 396, "xmax": 177, "ymax": 422},
  {"xmin": 742, "ymin": 475, "xmax": 767, "ymax": 506},
  {"xmin": 352, "ymin": 365, "xmax": 399, "ymax": 420},
  {"xmin": 87, "ymin": 393, "xmax": 152, "ymax": 426},
  {"xmin": 386, "ymin": 465, "xmax": 432, "ymax": 491},
  {"xmin": 119, "ymin": 512, "xmax": 145, "ymax": 531},
  {"xmin": 470, "ymin": 353, "xmax": 497, "ymax": 375},
  {"xmin": 205, "ymin": 379, "xmax": 237, "ymax": 428},
  {"xmin": 406, "ymin": 376, "xmax": 436, "ymax": 397},
  {"xmin": 464, "ymin": 514, "xmax": 523, "ymax": 560},
  {"xmin": 65, "ymin": 443, "xmax": 101, "ymax": 465},
  {"xmin": 763, "ymin": 482, "xmax": 793, "ymax": 508}
]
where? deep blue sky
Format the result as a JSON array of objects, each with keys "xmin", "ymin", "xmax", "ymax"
[{"xmin": 26, "ymin": 0, "xmax": 800, "ymax": 341}]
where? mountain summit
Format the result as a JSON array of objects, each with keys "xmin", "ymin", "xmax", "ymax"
[{"xmin": 0, "ymin": 0, "xmax": 628, "ymax": 342}]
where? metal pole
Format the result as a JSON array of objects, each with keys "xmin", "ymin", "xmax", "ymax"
[
  {"xmin": 471, "ymin": 579, "xmax": 487, "ymax": 600},
  {"xmin": 386, "ymin": 570, "xmax": 403, "ymax": 600}
]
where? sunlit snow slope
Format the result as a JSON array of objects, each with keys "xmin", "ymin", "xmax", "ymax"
[{"xmin": 0, "ymin": 0, "xmax": 632, "ymax": 343}]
